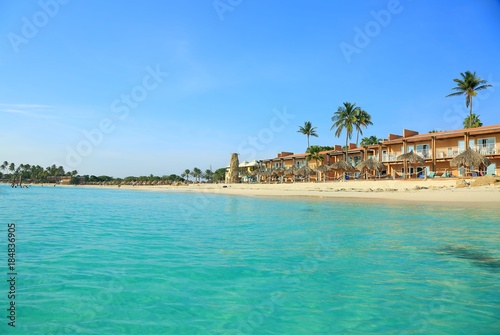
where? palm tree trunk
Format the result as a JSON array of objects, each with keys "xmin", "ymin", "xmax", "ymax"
[
  {"xmin": 344, "ymin": 135, "xmax": 349, "ymax": 181},
  {"xmin": 469, "ymin": 97, "xmax": 473, "ymax": 129}
]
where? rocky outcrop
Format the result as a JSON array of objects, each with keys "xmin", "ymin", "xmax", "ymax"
[{"xmin": 229, "ymin": 153, "xmax": 239, "ymax": 184}]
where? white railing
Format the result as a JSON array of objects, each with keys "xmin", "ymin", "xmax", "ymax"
[
  {"xmin": 381, "ymin": 152, "xmax": 401, "ymax": 162},
  {"xmin": 436, "ymin": 147, "xmax": 463, "ymax": 158},
  {"xmin": 435, "ymin": 144, "xmax": 499, "ymax": 158},
  {"xmin": 474, "ymin": 143, "xmax": 499, "ymax": 155}
]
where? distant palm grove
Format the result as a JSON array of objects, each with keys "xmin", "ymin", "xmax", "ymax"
[{"xmin": 0, "ymin": 161, "xmax": 227, "ymax": 187}]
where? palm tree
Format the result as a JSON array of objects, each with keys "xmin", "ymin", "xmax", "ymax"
[
  {"xmin": 297, "ymin": 121, "xmax": 318, "ymax": 149},
  {"xmin": 446, "ymin": 71, "xmax": 492, "ymax": 129},
  {"xmin": 306, "ymin": 146, "xmax": 324, "ymax": 182},
  {"xmin": 463, "ymin": 113, "xmax": 482, "ymax": 129},
  {"xmin": 331, "ymin": 102, "xmax": 360, "ymax": 163},
  {"xmin": 8, "ymin": 163, "xmax": 15, "ymax": 174},
  {"xmin": 1, "ymin": 161, "xmax": 8, "ymax": 172},
  {"xmin": 183, "ymin": 169, "xmax": 190, "ymax": 182},
  {"xmin": 192, "ymin": 167, "xmax": 202, "ymax": 183},
  {"xmin": 354, "ymin": 109, "xmax": 372, "ymax": 146},
  {"xmin": 360, "ymin": 135, "xmax": 381, "ymax": 147},
  {"xmin": 204, "ymin": 169, "xmax": 214, "ymax": 183}
]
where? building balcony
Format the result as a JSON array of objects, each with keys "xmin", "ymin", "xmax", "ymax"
[
  {"xmin": 474, "ymin": 144, "xmax": 500, "ymax": 155},
  {"xmin": 381, "ymin": 152, "xmax": 401, "ymax": 162},
  {"xmin": 436, "ymin": 144, "xmax": 499, "ymax": 158}
]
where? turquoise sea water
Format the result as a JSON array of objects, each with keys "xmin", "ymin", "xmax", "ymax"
[{"xmin": 0, "ymin": 185, "xmax": 499, "ymax": 334}]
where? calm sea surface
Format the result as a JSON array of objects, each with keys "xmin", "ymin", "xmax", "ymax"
[{"xmin": 0, "ymin": 185, "xmax": 499, "ymax": 334}]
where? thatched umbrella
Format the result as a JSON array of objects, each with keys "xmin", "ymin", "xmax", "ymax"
[
  {"xmin": 356, "ymin": 158, "xmax": 386, "ymax": 179},
  {"xmin": 295, "ymin": 165, "xmax": 315, "ymax": 175},
  {"xmin": 450, "ymin": 148, "xmax": 491, "ymax": 176},
  {"xmin": 315, "ymin": 164, "xmax": 331, "ymax": 182},
  {"xmin": 272, "ymin": 166, "xmax": 286, "ymax": 176},
  {"xmin": 331, "ymin": 160, "xmax": 356, "ymax": 180},
  {"xmin": 295, "ymin": 165, "xmax": 315, "ymax": 182},
  {"xmin": 258, "ymin": 169, "xmax": 272, "ymax": 183},
  {"xmin": 272, "ymin": 166, "xmax": 287, "ymax": 183},
  {"xmin": 284, "ymin": 166, "xmax": 295, "ymax": 176},
  {"xmin": 283, "ymin": 166, "xmax": 296, "ymax": 182},
  {"xmin": 229, "ymin": 153, "xmax": 240, "ymax": 183},
  {"xmin": 397, "ymin": 150, "xmax": 425, "ymax": 179}
]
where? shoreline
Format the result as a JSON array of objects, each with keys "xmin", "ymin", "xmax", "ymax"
[{"xmin": 14, "ymin": 178, "xmax": 500, "ymax": 206}]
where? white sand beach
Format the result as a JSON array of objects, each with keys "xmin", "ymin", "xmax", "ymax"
[{"xmin": 69, "ymin": 178, "xmax": 500, "ymax": 206}]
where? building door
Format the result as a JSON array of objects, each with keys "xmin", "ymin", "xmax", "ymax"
[
  {"xmin": 487, "ymin": 163, "xmax": 496, "ymax": 175},
  {"xmin": 416, "ymin": 166, "xmax": 427, "ymax": 178}
]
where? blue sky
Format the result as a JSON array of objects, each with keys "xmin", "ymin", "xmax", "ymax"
[{"xmin": 1, "ymin": 0, "xmax": 499, "ymax": 177}]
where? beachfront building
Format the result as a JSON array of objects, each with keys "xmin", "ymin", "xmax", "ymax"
[
  {"xmin": 380, "ymin": 124, "xmax": 500, "ymax": 177},
  {"xmin": 259, "ymin": 152, "xmax": 313, "ymax": 183},
  {"xmin": 255, "ymin": 124, "xmax": 500, "ymax": 181}
]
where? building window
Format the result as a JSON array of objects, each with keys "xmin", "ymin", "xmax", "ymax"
[
  {"xmin": 458, "ymin": 140, "xmax": 475, "ymax": 152},
  {"xmin": 416, "ymin": 144, "xmax": 430, "ymax": 158},
  {"xmin": 477, "ymin": 137, "xmax": 495, "ymax": 154}
]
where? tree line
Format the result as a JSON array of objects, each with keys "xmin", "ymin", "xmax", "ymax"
[{"xmin": 0, "ymin": 161, "xmax": 228, "ymax": 186}]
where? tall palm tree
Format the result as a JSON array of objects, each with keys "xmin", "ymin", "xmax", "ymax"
[
  {"xmin": 297, "ymin": 121, "xmax": 318, "ymax": 149},
  {"xmin": 354, "ymin": 109, "xmax": 372, "ymax": 146},
  {"xmin": 446, "ymin": 71, "xmax": 492, "ymax": 129},
  {"xmin": 8, "ymin": 162, "xmax": 15, "ymax": 173},
  {"xmin": 1, "ymin": 161, "xmax": 8, "ymax": 172},
  {"xmin": 331, "ymin": 102, "xmax": 360, "ymax": 163}
]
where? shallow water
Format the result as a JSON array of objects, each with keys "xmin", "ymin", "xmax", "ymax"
[{"xmin": 1, "ymin": 185, "xmax": 499, "ymax": 334}]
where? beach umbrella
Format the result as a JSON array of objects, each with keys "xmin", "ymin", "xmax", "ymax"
[
  {"xmin": 251, "ymin": 168, "xmax": 264, "ymax": 182},
  {"xmin": 295, "ymin": 165, "xmax": 315, "ymax": 175},
  {"xmin": 356, "ymin": 158, "xmax": 386, "ymax": 179},
  {"xmin": 315, "ymin": 164, "xmax": 331, "ymax": 172},
  {"xmin": 283, "ymin": 166, "xmax": 296, "ymax": 182},
  {"xmin": 315, "ymin": 164, "xmax": 331, "ymax": 182},
  {"xmin": 450, "ymin": 148, "xmax": 491, "ymax": 175},
  {"xmin": 272, "ymin": 166, "xmax": 287, "ymax": 183},
  {"xmin": 294, "ymin": 165, "xmax": 315, "ymax": 182},
  {"xmin": 272, "ymin": 166, "xmax": 286, "ymax": 176},
  {"xmin": 397, "ymin": 150, "xmax": 425, "ymax": 179},
  {"xmin": 331, "ymin": 160, "xmax": 356, "ymax": 181},
  {"xmin": 284, "ymin": 166, "xmax": 295, "ymax": 176}
]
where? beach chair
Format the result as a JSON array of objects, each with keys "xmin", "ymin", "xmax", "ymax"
[{"xmin": 427, "ymin": 171, "xmax": 436, "ymax": 178}]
